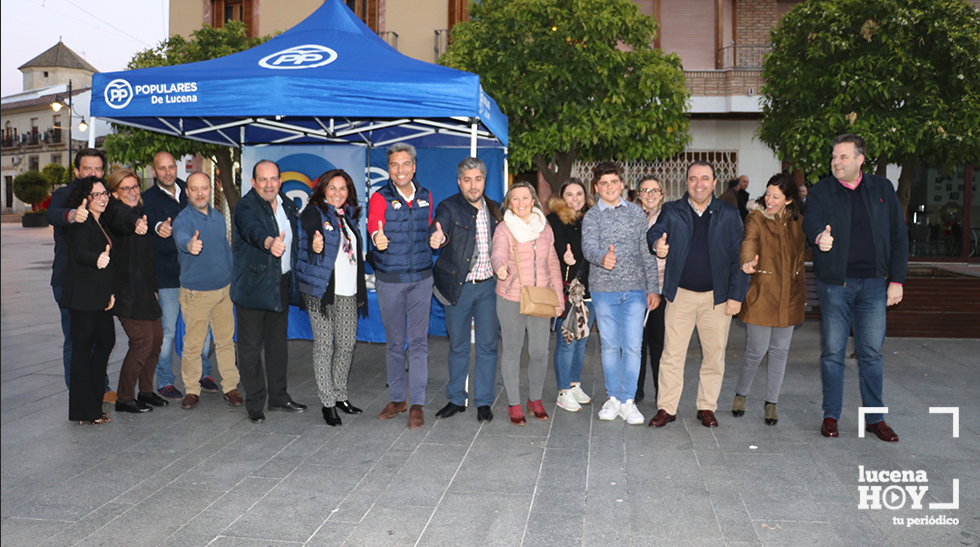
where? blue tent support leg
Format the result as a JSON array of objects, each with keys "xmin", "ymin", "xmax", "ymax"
[{"xmin": 470, "ymin": 119, "xmax": 478, "ymax": 158}]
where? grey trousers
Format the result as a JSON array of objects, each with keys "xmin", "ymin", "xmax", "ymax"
[
  {"xmin": 496, "ymin": 296, "xmax": 550, "ymax": 407},
  {"xmin": 304, "ymin": 293, "xmax": 358, "ymax": 407},
  {"xmin": 734, "ymin": 323, "xmax": 795, "ymax": 403}
]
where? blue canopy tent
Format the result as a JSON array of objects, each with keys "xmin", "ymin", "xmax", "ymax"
[{"xmin": 89, "ymin": 0, "xmax": 509, "ymax": 345}]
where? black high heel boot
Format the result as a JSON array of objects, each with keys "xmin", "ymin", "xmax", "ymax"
[
  {"xmin": 322, "ymin": 406, "xmax": 342, "ymax": 426},
  {"xmin": 764, "ymin": 402, "xmax": 777, "ymax": 426}
]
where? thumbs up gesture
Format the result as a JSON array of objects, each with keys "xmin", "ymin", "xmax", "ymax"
[
  {"xmin": 72, "ymin": 198, "xmax": 90, "ymax": 224},
  {"xmin": 373, "ymin": 221, "xmax": 389, "ymax": 251},
  {"xmin": 601, "ymin": 244, "xmax": 617, "ymax": 270},
  {"xmin": 135, "ymin": 215, "xmax": 148, "ymax": 235},
  {"xmin": 96, "ymin": 244, "xmax": 111, "ymax": 269},
  {"xmin": 188, "ymin": 230, "xmax": 203, "ymax": 255},
  {"xmin": 654, "ymin": 233, "xmax": 669, "ymax": 258},
  {"xmin": 312, "ymin": 229, "xmax": 324, "ymax": 254},
  {"xmin": 429, "ymin": 221, "xmax": 445, "ymax": 249},
  {"xmin": 270, "ymin": 230, "xmax": 286, "ymax": 258},
  {"xmin": 563, "ymin": 244, "xmax": 576, "ymax": 266},
  {"xmin": 496, "ymin": 263, "xmax": 509, "ymax": 281},
  {"xmin": 742, "ymin": 254, "xmax": 759, "ymax": 274},
  {"xmin": 158, "ymin": 217, "xmax": 173, "ymax": 238},
  {"xmin": 817, "ymin": 225, "xmax": 834, "ymax": 252}
]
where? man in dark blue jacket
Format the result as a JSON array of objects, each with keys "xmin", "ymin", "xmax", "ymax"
[
  {"xmin": 647, "ymin": 161, "xmax": 750, "ymax": 429},
  {"xmin": 45, "ymin": 148, "xmax": 114, "ymax": 399},
  {"xmin": 232, "ymin": 160, "xmax": 306, "ymax": 423},
  {"xmin": 803, "ymin": 134, "xmax": 908, "ymax": 442},
  {"xmin": 367, "ymin": 143, "xmax": 435, "ymax": 429},
  {"xmin": 429, "ymin": 157, "xmax": 501, "ymax": 423},
  {"xmin": 141, "ymin": 151, "xmax": 216, "ymax": 401}
]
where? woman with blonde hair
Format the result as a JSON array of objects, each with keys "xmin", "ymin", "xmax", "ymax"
[
  {"xmin": 633, "ymin": 176, "xmax": 667, "ymax": 404},
  {"xmin": 491, "ymin": 181, "xmax": 564, "ymax": 425}
]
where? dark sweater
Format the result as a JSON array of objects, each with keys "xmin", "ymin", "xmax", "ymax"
[
  {"xmin": 845, "ymin": 184, "xmax": 877, "ymax": 279},
  {"xmin": 105, "ymin": 200, "xmax": 162, "ymax": 320},
  {"xmin": 678, "ymin": 206, "xmax": 713, "ymax": 292}
]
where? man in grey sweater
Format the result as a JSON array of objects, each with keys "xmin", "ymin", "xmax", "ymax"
[{"xmin": 582, "ymin": 162, "xmax": 661, "ymax": 425}]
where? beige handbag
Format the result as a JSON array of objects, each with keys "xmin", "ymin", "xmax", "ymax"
[{"xmin": 513, "ymin": 242, "xmax": 560, "ymax": 318}]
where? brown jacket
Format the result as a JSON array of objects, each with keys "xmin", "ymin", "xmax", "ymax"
[{"xmin": 737, "ymin": 205, "xmax": 806, "ymax": 327}]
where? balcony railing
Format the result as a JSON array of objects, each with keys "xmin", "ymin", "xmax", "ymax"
[
  {"xmin": 47, "ymin": 127, "xmax": 63, "ymax": 144},
  {"xmin": 719, "ymin": 44, "xmax": 771, "ymax": 69},
  {"xmin": 434, "ymin": 29, "xmax": 450, "ymax": 63},
  {"xmin": 1, "ymin": 133, "xmax": 17, "ymax": 148},
  {"xmin": 26, "ymin": 130, "xmax": 41, "ymax": 146},
  {"xmin": 378, "ymin": 31, "xmax": 399, "ymax": 50}
]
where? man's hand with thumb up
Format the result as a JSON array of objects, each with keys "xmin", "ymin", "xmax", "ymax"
[
  {"xmin": 817, "ymin": 225, "xmax": 834, "ymax": 252},
  {"xmin": 654, "ymin": 233, "xmax": 669, "ymax": 258},
  {"xmin": 268, "ymin": 230, "xmax": 286, "ymax": 258},
  {"xmin": 429, "ymin": 221, "xmax": 445, "ymax": 249},
  {"xmin": 373, "ymin": 221, "xmax": 389, "ymax": 251},
  {"xmin": 97, "ymin": 244, "xmax": 111, "ymax": 269},
  {"xmin": 188, "ymin": 230, "xmax": 203, "ymax": 255}
]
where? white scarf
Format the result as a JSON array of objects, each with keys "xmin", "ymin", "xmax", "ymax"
[{"xmin": 504, "ymin": 208, "xmax": 546, "ymax": 243}]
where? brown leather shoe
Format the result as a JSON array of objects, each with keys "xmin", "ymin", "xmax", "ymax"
[
  {"xmin": 223, "ymin": 389, "xmax": 244, "ymax": 406},
  {"xmin": 696, "ymin": 410, "xmax": 718, "ymax": 427},
  {"xmin": 407, "ymin": 405, "xmax": 424, "ymax": 429},
  {"xmin": 821, "ymin": 417, "xmax": 839, "ymax": 437},
  {"xmin": 866, "ymin": 420, "xmax": 899, "ymax": 442},
  {"xmin": 378, "ymin": 401, "xmax": 408, "ymax": 419},
  {"xmin": 527, "ymin": 399, "xmax": 549, "ymax": 420},
  {"xmin": 648, "ymin": 409, "xmax": 676, "ymax": 427},
  {"xmin": 181, "ymin": 394, "xmax": 199, "ymax": 410}
]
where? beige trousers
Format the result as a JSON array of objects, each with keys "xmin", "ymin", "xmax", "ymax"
[
  {"xmin": 179, "ymin": 285, "xmax": 240, "ymax": 396},
  {"xmin": 656, "ymin": 288, "xmax": 732, "ymax": 414}
]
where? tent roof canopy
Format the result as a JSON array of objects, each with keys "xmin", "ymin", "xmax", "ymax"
[{"xmin": 90, "ymin": 0, "xmax": 507, "ymax": 149}]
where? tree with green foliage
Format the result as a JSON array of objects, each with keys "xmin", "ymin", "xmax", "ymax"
[
  {"xmin": 13, "ymin": 170, "xmax": 51, "ymax": 211},
  {"xmin": 41, "ymin": 163, "xmax": 67, "ymax": 188},
  {"xmin": 103, "ymin": 21, "xmax": 273, "ymax": 212},
  {"xmin": 760, "ymin": 0, "xmax": 980, "ymax": 211},
  {"xmin": 439, "ymin": 0, "xmax": 691, "ymax": 192}
]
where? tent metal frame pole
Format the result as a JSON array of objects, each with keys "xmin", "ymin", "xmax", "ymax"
[
  {"xmin": 88, "ymin": 117, "xmax": 98, "ymax": 148},
  {"xmin": 469, "ymin": 119, "xmax": 478, "ymax": 158}
]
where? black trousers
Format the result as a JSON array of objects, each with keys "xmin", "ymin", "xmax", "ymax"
[
  {"xmin": 637, "ymin": 302, "xmax": 666, "ymax": 400},
  {"xmin": 237, "ymin": 276, "xmax": 291, "ymax": 413},
  {"xmin": 68, "ymin": 309, "xmax": 115, "ymax": 421}
]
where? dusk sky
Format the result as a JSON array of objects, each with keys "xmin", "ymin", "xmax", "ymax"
[{"xmin": 1, "ymin": 0, "xmax": 169, "ymax": 97}]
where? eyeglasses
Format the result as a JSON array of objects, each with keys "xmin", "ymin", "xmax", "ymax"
[
  {"xmin": 117, "ymin": 185, "xmax": 140, "ymax": 194},
  {"xmin": 639, "ymin": 188, "xmax": 663, "ymax": 194},
  {"xmin": 89, "ymin": 191, "xmax": 109, "ymax": 200}
]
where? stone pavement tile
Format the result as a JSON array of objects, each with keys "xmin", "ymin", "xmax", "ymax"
[
  {"xmin": 327, "ymin": 450, "xmax": 411, "ymax": 524},
  {"xmin": 538, "ymin": 447, "xmax": 589, "ymax": 492},
  {"xmin": 208, "ymin": 537, "xmax": 302, "ymax": 547},
  {"xmin": 305, "ymin": 521, "xmax": 357, "ymax": 547},
  {"xmin": 377, "ymin": 443, "xmax": 469, "ymax": 507},
  {"xmin": 815, "ymin": 501, "xmax": 891, "ymax": 547},
  {"xmin": 71, "ymin": 487, "xmax": 225, "ymax": 547},
  {"xmin": 36, "ymin": 501, "xmax": 134, "ymax": 547},
  {"xmin": 752, "ymin": 520, "xmax": 844, "ymax": 546},
  {"xmin": 158, "ymin": 476, "xmax": 280, "ymax": 547},
  {"xmin": 0, "ymin": 516, "xmax": 71, "ymax": 546},
  {"xmin": 700, "ymin": 467, "xmax": 762, "ymax": 544},
  {"xmin": 522, "ymin": 509, "xmax": 584, "ymax": 547},
  {"xmin": 625, "ymin": 436, "xmax": 702, "ymax": 482},
  {"xmin": 417, "ymin": 491, "xmax": 532, "ymax": 547},
  {"xmin": 305, "ymin": 416, "xmax": 408, "ymax": 467},
  {"xmin": 340, "ymin": 504, "xmax": 433, "ymax": 547},
  {"xmin": 741, "ymin": 484, "xmax": 827, "ymax": 522},
  {"xmin": 543, "ymin": 408, "xmax": 593, "ymax": 450},
  {"xmin": 251, "ymin": 425, "xmax": 337, "ymax": 479},
  {"xmin": 448, "ymin": 435, "xmax": 545, "ymax": 496},
  {"xmin": 224, "ymin": 463, "xmax": 363, "ymax": 543},
  {"xmin": 171, "ymin": 431, "xmax": 301, "ymax": 492},
  {"xmin": 628, "ymin": 478, "xmax": 723, "ymax": 545},
  {"xmin": 423, "ymin": 410, "xmax": 487, "ymax": 446}
]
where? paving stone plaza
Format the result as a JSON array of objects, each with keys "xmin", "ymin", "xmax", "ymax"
[{"xmin": 2, "ymin": 223, "xmax": 977, "ymax": 547}]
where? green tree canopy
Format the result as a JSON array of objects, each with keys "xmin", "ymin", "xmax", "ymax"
[
  {"xmin": 103, "ymin": 21, "xmax": 274, "ymax": 212},
  {"xmin": 760, "ymin": 0, "xmax": 980, "ymax": 209},
  {"xmin": 440, "ymin": 0, "xmax": 691, "ymax": 192},
  {"xmin": 13, "ymin": 170, "xmax": 51, "ymax": 210},
  {"xmin": 41, "ymin": 163, "xmax": 67, "ymax": 188}
]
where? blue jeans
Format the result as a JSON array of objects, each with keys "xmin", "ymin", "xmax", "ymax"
[
  {"xmin": 591, "ymin": 291, "xmax": 647, "ymax": 402},
  {"xmin": 554, "ymin": 300, "xmax": 595, "ymax": 390},
  {"xmin": 376, "ymin": 277, "xmax": 433, "ymax": 406},
  {"xmin": 817, "ymin": 278, "xmax": 887, "ymax": 424},
  {"xmin": 53, "ymin": 286, "xmax": 110, "ymax": 392},
  {"xmin": 156, "ymin": 288, "xmax": 213, "ymax": 389},
  {"xmin": 443, "ymin": 279, "xmax": 499, "ymax": 407}
]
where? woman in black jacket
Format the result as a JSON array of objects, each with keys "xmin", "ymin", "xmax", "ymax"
[
  {"xmin": 61, "ymin": 177, "xmax": 116, "ymax": 424},
  {"xmin": 105, "ymin": 168, "xmax": 168, "ymax": 414}
]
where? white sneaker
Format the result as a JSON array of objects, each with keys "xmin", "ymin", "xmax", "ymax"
[
  {"xmin": 557, "ymin": 390, "xmax": 582, "ymax": 412},
  {"xmin": 598, "ymin": 397, "xmax": 621, "ymax": 421},
  {"xmin": 620, "ymin": 399, "xmax": 645, "ymax": 425},
  {"xmin": 569, "ymin": 383, "xmax": 592, "ymax": 404}
]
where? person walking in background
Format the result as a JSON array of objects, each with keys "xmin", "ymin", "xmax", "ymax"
[
  {"xmin": 296, "ymin": 169, "xmax": 368, "ymax": 427},
  {"xmin": 582, "ymin": 163, "xmax": 660, "ymax": 426},
  {"xmin": 547, "ymin": 178, "xmax": 594, "ymax": 413},
  {"xmin": 104, "ymin": 168, "xmax": 167, "ymax": 413},
  {"xmin": 731, "ymin": 174, "xmax": 806, "ymax": 426},
  {"xmin": 60, "ymin": 177, "xmax": 115, "ymax": 424},
  {"xmin": 491, "ymin": 181, "xmax": 563, "ymax": 426},
  {"xmin": 803, "ymin": 134, "xmax": 908, "ymax": 442},
  {"xmin": 368, "ymin": 143, "xmax": 435, "ymax": 430},
  {"xmin": 633, "ymin": 176, "xmax": 667, "ymax": 404},
  {"xmin": 430, "ymin": 157, "xmax": 502, "ymax": 424}
]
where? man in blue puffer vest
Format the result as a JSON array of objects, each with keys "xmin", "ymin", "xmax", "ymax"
[
  {"xmin": 367, "ymin": 143, "xmax": 435, "ymax": 429},
  {"xmin": 231, "ymin": 160, "xmax": 307, "ymax": 423}
]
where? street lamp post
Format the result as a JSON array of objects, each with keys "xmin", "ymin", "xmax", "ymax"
[{"xmin": 51, "ymin": 80, "xmax": 88, "ymax": 171}]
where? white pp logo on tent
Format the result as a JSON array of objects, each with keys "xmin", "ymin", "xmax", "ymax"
[
  {"xmin": 259, "ymin": 45, "xmax": 338, "ymax": 70},
  {"xmin": 105, "ymin": 79, "xmax": 134, "ymax": 109}
]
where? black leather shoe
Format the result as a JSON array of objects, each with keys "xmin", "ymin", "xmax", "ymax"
[
  {"xmin": 272, "ymin": 401, "xmax": 307, "ymax": 412},
  {"xmin": 336, "ymin": 400, "xmax": 362, "ymax": 415},
  {"xmin": 248, "ymin": 411, "xmax": 265, "ymax": 423},
  {"xmin": 436, "ymin": 402, "xmax": 466, "ymax": 418},
  {"xmin": 137, "ymin": 391, "xmax": 169, "ymax": 407},
  {"xmin": 322, "ymin": 406, "xmax": 342, "ymax": 426},
  {"xmin": 115, "ymin": 399, "xmax": 152, "ymax": 413},
  {"xmin": 477, "ymin": 405, "xmax": 493, "ymax": 422}
]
